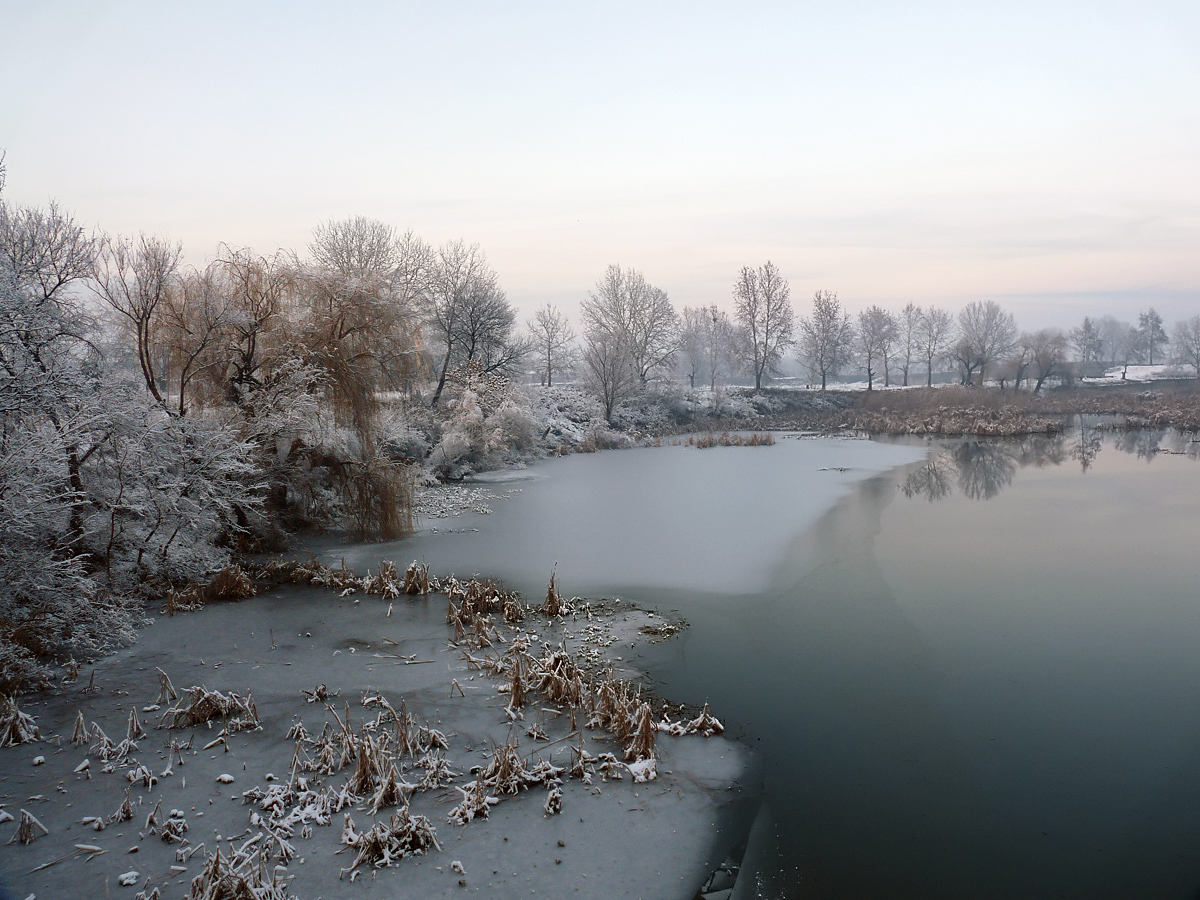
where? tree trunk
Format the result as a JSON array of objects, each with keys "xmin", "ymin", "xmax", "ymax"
[{"xmin": 430, "ymin": 352, "xmax": 453, "ymax": 407}]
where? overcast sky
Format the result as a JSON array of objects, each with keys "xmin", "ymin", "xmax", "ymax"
[{"xmin": 2, "ymin": 1, "xmax": 1197, "ymax": 329}]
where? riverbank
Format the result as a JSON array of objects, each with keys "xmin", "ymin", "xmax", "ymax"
[{"xmin": 0, "ymin": 563, "xmax": 757, "ymax": 899}]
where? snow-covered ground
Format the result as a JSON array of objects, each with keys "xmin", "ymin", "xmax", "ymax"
[{"xmin": 1085, "ymin": 364, "xmax": 1195, "ymax": 383}]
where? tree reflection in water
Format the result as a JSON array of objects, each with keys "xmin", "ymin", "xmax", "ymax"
[{"xmin": 900, "ymin": 425, "xmax": 1199, "ymax": 502}]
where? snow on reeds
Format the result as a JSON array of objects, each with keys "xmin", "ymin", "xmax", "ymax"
[
  {"xmin": 0, "ymin": 693, "xmax": 40, "ymax": 746},
  {"xmin": 158, "ymin": 686, "xmax": 261, "ymax": 732}
]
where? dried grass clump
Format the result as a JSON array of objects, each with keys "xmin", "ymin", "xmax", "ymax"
[
  {"xmin": 257, "ymin": 557, "xmax": 361, "ymax": 593},
  {"xmin": 0, "ymin": 694, "xmax": 40, "ymax": 746},
  {"xmin": 341, "ymin": 808, "xmax": 440, "ymax": 875},
  {"xmin": 625, "ymin": 701, "xmax": 656, "ymax": 762},
  {"xmin": 688, "ymin": 430, "xmax": 776, "ymax": 448},
  {"xmin": 534, "ymin": 648, "xmax": 585, "ymax": 707},
  {"xmin": 164, "ymin": 583, "xmax": 205, "ymax": 616},
  {"xmin": 127, "ymin": 707, "xmax": 147, "ymax": 741},
  {"xmin": 662, "ymin": 701, "xmax": 724, "ymax": 737},
  {"xmin": 542, "ymin": 568, "xmax": 571, "ymax": 618},
  {"xmin": 70, "ymin": 710, "xmax": 88, "ymax": 746},
  {"xmin": 8, "ymin": 808, "xmax": 49, "ymax": 844},
  {"xmin": 588, "ymin": 676, "xmax": 639, "ymax": 745},
  {"xmin": 362, "ymin": 560, "xmax": 401, "ymax": 599},
  {"xmin": 110, "ymin": 788, "xmax": 134, "ymax": 824},
  {"xmin": 188, "ymin": 844, "xmax": 296, "ymax": 900},
  {"xmin": 447, "ymin": 778, "xmax": 498, "ymax": 825},
  {"xmin": 156, "ymin": 668, "xmax": 179, "ymax": 705},
  {"xmin": 402, "ymin": 562, "xmax": 430, "ymax": 595},
  {"xmin": 158, "ymin": 686, "xmax": 260, "ymax": 732},
  {"xmin": 206, "ymin": 565, "xmax": 257, "ymax": 603}
]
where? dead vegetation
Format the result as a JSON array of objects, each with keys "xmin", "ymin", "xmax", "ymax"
[
  {"xmin": 686, "ymin": 430, "xmax": 776, "ymax": 448},
  {"xmin": 188, "ymin": 843, "xmax": 297, "ymax": 900},
  {"xmin": 340, "ymin": 808, "xmax": 441, "ymax": 877},
  {"xmin": 0, "ymin": 693, "xmax": 40, "ymax": 746},
  {"xmin": 158, "ymin": 686, "xmax": 261, "ymax": 732}
]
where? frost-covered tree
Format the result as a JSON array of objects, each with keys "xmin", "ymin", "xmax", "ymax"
[
  {"xmin": 797, "ymin": 290, "xmax": 854, "ymax": 391},
  {"xmin": 896, "ymin": 303, "xmax": 922, "ymax": 386},
  {"xmin": 0, "ymin": 182, "xmax": 261, "ymax": 687},
  {"xmin": 682, "ymin": 304, "xmax": 737, "ymax": 392},
  {"xmin": 92, "ymin": 233, "xmax": 183, "ymax": 408},
  {"xmin": 856, "ymin": 306, "xmax": 896, "ymax": 391},
  {"xmin": 732, "ymin": 261, "xmax": 793, "ymax": 390},
  {"xmin": 527, "ymin": 303, "xmax": 576, "ymax": 386},
  {"xmin": 581, "ymin": 265, "xmax": 677, "ymax": 386},
  {"xmin": 917, "ymin": 306, "xmax": 954, "ymax": 387}
]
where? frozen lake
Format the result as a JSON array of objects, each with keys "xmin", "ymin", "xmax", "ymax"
[{"xmin": 335, "ymin": 427, "xmax": 1200, "ymax": 898}]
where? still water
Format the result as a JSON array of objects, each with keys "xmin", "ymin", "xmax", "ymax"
[{"xmin": 339, "ymin": 426, "xmax": 1200, "ymax": 899}]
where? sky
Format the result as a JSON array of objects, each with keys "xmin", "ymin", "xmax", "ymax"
[{"xmin": 2, "ymin": 1, "xmax": 1198, "ymax": 330}]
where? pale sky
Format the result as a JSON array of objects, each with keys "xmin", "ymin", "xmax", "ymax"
[{"xmin": 2, "ymin": 1, "xmax": 1198, "ymax": 330}]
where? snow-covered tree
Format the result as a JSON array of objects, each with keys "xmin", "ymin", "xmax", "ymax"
[{"xmin": 527, "ymin": 303, "xmax": 576, "ymax": 387}]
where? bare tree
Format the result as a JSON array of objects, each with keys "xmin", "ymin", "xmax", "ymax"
[
  {"xmin": 679, "ymin": 306, "xmax": 707, "ymax": 389},
  {"xmin": 92, "ymin": 234, "xmax": 183, "ymax": 408},
  {"xmin": 310, "ymin": 216, "xmax": 401, "ymax": 279},
  {"xmin": 1108, "ymin": 320, "xmax": 1138, "ymax": 379},
  {"xmin": 1069, "ymin": 317, "xmax": 1103, "ymax": 366},
  {"xmin": 300, "ymin": 220, "xmax": 424, "ymax": 432},
  {"xmin": 733, "ymin": 261, "xmax": 794, "ymax": 390},
  {"xmin": 1135, "ymin": 308, "xmax": 1168, "ymax": 365},
  {"xmin": 428, "ymin": 240, "xmax": 495, "ymax": 407},
  {"xmin": 581, "ymin": 328, "xmax": 639, "ymax": 423},
  {"xmin": 856, "ymin": 306, "xmax": 896, "ymax": 391},
  {"xmin": 527, "ymin": 303, "xmax": 576, "ymax": 386},
  {"xmin": 453, "ymin": 279, "xmax": 527, "ymax": 376},
  {"xmin": 954, "ymin": 300, "xmax": 1017, "ymax": 385},
  {"xmin": 896, "ymin": 303, "xmax": 922, "ymax": 387},
  {"xmin": 214, "ymin": 248, "xmax": 294, "ymax": 404},
  {"xmin": 1096, "ymin": 316, "xmax": 1130, "ymax": 366},
  {"xmin": 917, "ymin": 306, "xmax": 954, "ymax": 387},
  {"xmin": 1027, "ymin": 328, "xmax": 1069, "ymax": 392},
  {"xmin": 797, "ymin": 290, "xmax": 854, "ymax": 391},
  {"xmin": 160, "ymin": 264, "xmax": 231, "ymax": 415},
  {"xmin": 1172, "ymin": 316, "xmax": 1200, "ymax": 376},
  {"xmin": 581, "ymin": 265, "xmax": 677, "ymax": 385},
  {"xmin": 704, "ymin": 305, "xmax": 736, "ymax": 392}
]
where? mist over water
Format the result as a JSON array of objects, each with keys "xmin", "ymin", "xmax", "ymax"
[{"xmin": 336, "ymin": 428, "xmax": 1200, "ymax": 898}]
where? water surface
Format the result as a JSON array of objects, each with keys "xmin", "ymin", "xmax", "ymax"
[{"xmin": 336, "ymin": 427, "xmax": 1200, "ymax": 898}]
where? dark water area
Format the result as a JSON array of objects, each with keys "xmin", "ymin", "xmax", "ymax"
[{"xmin": 338, "ymin": 426, "xmax": 1200, "ymax": 899}]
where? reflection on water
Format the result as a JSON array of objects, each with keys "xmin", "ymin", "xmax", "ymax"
[
  {"xmin": 643, "ymin": 424, "xmax": 1200, "ymax": 899},
  {"xmin": 902, "ymin": 426, "xmax": 1200, "ymax": 502},
  {"xmin": 345, "ymin": 424, "xmax": 1200, "ymax": 899}
]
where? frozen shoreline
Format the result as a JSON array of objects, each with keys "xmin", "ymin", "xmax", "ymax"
[{"xmin": 0, "ymin": 579, "xmax": 757, "ymax": 899}]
